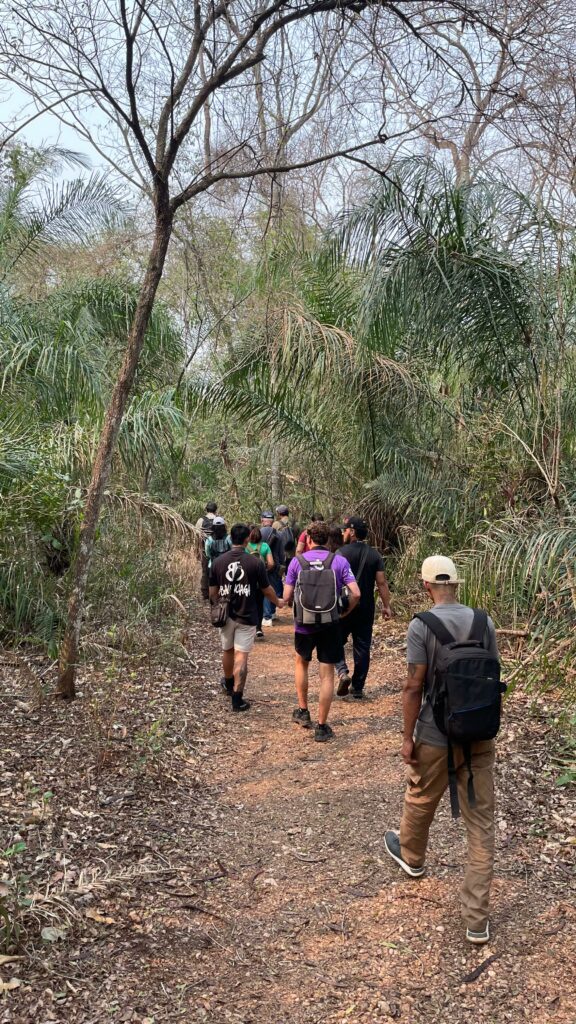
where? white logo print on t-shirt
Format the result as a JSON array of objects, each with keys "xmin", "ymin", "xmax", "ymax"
[{"xmin": 225, "ymin": 560, "xmax": 245, "ymax": 583}]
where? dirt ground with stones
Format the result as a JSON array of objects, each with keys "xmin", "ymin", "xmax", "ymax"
[{"xmin": 2, "ymin": 607, "xmax": 575, "ymax": 1023}]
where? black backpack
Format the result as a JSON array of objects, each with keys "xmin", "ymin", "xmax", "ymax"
[
  {"xmin": 294, "ymin": 553, "xmax": 339, "ymax": 626},
  {"xmin": 201, "ymin": 515, "xmax": 214, "ymax": 540},
  {"xmin": 261, "ymin": 526, "xmax": 281, "ymax": 568},
  {"xmin": 414, "ymin": 609, "xmax": 506, "ymax": 818},
  {"xmin": 278, "ymin": 524, "xmax": 296, "ymax": 557}
]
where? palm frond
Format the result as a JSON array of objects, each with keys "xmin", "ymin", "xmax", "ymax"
[{"xmin": 104, "ymin": 491, "xmax": 198, "ymax": 539}]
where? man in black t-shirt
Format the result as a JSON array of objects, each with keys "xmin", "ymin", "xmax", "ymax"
[
  {"xmin": 209, "ymin": 523, "xmax": 284, "ymax": 711},
  {"xmin": 336, "ymin": 517, "xmax": 392, "ymax": 698}
]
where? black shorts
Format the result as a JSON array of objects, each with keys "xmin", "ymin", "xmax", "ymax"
[{"xmin": 294, "ymin": 624, "xmax": 344, "ymax": 665}]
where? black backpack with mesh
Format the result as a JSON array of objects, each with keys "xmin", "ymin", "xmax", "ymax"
[{"xmin": 414, "ymin": 609, "xmax": 506, "ymax": 818}]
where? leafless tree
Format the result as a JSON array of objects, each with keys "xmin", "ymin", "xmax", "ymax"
[
  {"xmin": 0, "ymin": 0, "xmax": 514, "ymax": 697},
  {"xmin": 370, "ymin": 0, "xmax": 575, "ymax": 191}
]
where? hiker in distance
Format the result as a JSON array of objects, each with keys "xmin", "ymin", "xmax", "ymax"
[
  {"xmin": 209, "ymin": 523, "xmax": 284, "ymax": 712},
  {"xmin": 247, "ymin": 525, "xmax": 274, "ymax": 639},
  {"xmin": 259, "ymin": 510, "xmax": 284, "ymax": 627},
  {"xmin": 273, "ymin": 504, "xmax": 297, "ymax": 569},
  {"xmin": 295, "ymin": 513, "xmax": 324, "ymax": 555},
  {"xmin": 336, "ymin": 516, "xmax": 393, "ymax": 699},
  {"xmin": 283, "ymin": 521, "xmax": 360, "ymax": 742},
  {"xmin": 204, "ymin": 516, "xmax": 231, "ymax": 569},
  {"xmin": 384, "ymin": 556, "xmax": 504, "ymax": 945},
  {"xmin": 196, "ymin": 500, "xmax": 219, "ymax": 601}
]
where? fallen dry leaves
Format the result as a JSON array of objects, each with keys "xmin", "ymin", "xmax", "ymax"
[{"xmin": 0, "ymin": 610, "xmax": 574, "ymax": 1024}]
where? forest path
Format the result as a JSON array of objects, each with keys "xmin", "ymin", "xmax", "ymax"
[
  {"xmin": 170, "ymin": 610, "xmax": 576, "ymax": 1024},
  {"xmin": 5, "ymin": 608, "xmax": 575, "ymax": 1023}
]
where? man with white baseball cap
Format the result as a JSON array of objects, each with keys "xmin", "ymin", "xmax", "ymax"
[{"xmin": 384, "ymin": 554, "xmax": 500, "ymax": 946}]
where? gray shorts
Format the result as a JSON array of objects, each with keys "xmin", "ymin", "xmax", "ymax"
[{"xmin": 220, "ymin": 619, "xmax": 257, "ymax": 653}]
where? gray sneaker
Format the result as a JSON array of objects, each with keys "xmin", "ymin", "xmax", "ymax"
[
  {"xmin": 337, "ymin": 673, "xmax": 351, "ymax": 696},
  {"xmin": 384, "ymin": 830, "xmax": 425, "ymax": 878},
  {"xmin": 466, "ymin": 923, "xmax": 490, "ymax": 944}
]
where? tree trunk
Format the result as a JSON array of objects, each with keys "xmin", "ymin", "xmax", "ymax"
[
  {"xmin": 57, "ymin": 204, "xmax": 173, "ymax": 698},
  {"xmin": 270, "ymin": 443, "xmax": 281, "ymax": 505}
]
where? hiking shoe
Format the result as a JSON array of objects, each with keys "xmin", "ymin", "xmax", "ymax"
[
  {"xmin": 256, "ymin": 629, "xmax": 264, "ymax": 640},
  {"xmin": 292, "ymin": 707, "xmax": 313, "ymax": 729},
  {"xmin": 384, "ymin": 830, "xmax": 425, "ymax": 878},
  {"xmin": 220, "ymin": 676, "xmax": 234, "ymax": 696},
  {"xmin": 351, "ymin": 687, "xmax": 364, "ymax": 699},
  {"xmin": 314, "ymin": 723, "xmax": 335, "ymax": 742},
  {"xmin": 336, "ymin": 673, "xmax": 351, "ymax": 696},
  {"xmin": 232, "ymin": 692, "xmax": 250, "ymax": 712},
  {"xmin": 466, "ymin": 923, "xmax": 490, "ymax": 945},
  {"xmin": 262, "ymin": 618, "xmax": 273, "ymax": 627}
]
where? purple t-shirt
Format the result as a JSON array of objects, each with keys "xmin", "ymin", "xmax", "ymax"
[{"xmin": 285, "ymin": 549, "xmax": 356, "ymax": 633}]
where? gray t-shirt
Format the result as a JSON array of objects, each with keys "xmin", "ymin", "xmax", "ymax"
[{"xmin": 406, "ymin": 602, "xmax": 499, "ymax": 748}]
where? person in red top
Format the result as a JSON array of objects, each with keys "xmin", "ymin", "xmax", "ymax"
[{"xmin": 295, "ymin": 514, "xmax": 324, "ymax": 555}]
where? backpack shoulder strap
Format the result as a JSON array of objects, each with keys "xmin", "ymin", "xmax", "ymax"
[
  {"xmin": 296, "ymin": 554, "xmax": 309, "ymax": 570},
  {"xmin": 355, "ymin": 544, "xmax": 370, "ymax": 585},
  {"xmin": 322, "ymin": 552, "xmax": 335, "ymax": 569},
  {"xmin": 468, "ymin": 608, "xmax": 488, "ymax": 645},
  {"xmin": 413, "ymin": 611, "xmax": 455, "ymax": 646}
]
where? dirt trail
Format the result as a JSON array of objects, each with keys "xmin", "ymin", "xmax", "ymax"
[
  {"xmin": 169, "ymin": 610, "xmax": 576, "ymax": 1024},
  {"xmin": 4, "ymin": 608, "xmax": 575, "ymax": 1023}
]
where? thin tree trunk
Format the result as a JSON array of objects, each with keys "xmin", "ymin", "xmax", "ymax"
[
  {"xmin": 57, "ymin": 204, "xmax": 173, "ymax": 698},
  {"xmin": 270, "ymin": 442, "xmax": 281, "ymax": 504}
]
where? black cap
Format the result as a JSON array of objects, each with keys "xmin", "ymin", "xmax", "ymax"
[
  {"xmin": 347, "ymin": 516, "xmax": 367, "ymax": 531},
  {"xmin": 261, "ymin": 510, "xmax": 274, "ymax": 519},
  {"xmin": 276, "ymin": 504, "xmax": 289, "ymax": 515}
]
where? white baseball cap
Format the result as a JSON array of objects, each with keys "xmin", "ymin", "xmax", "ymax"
[{"xmin": 421, "ymin": 555, "xmax": 463, "ymax": 585}]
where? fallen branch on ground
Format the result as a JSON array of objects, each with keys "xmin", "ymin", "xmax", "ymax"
[{"xmin": 462, "ymin": 954, "xmax": 501, "ymax": 983}]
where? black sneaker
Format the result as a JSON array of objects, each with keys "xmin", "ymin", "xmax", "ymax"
[
  {"xmin": 220, "ymin": 676, "xmax": 234, "ymax": 696},
  {"xmin": 314, "ymin": 723, "xmax": 335, "ymax": 742},
  {"xmin": 336, "ymin": 673, "xmax": 351, "ymax": 696},
  {"xmin": 256, "ymin": 629, "xmax": 264, "ymax": 640},
  {"xmin": 232, "ymin": 692, "xmax": 250, "ymax": 712},
  {"xmin": 383, "ymin": 830, "xmax": 425, "ymax": 878},
  {"xmin": 292, "ymin": 707, "xmax": 312, "ymax": 729},
  {"xmin": 351, "ymin": 687, "xmax": 364, "ymax": 700}
]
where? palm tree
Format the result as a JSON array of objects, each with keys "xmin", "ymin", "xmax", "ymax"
[
  {"xmin": 332, "ymin": 158, "xmax": 576, "ymax": 689},
  {"xmin": 0, "ymin": 147, "xmax": 194, "ymax": 651},
  {"xmin": 189, "ymin": 158, "xmax": 576, "ymax": 695}
]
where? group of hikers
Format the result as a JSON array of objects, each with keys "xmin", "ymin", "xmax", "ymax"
[{"xmin": 197, "ymin": 501, "xmax": 505, "ymax": 947}]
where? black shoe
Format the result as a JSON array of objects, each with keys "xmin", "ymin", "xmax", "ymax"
[
  {"xmin": 336, "ymin": 673, "xmax": 351, "ymax": 696},
  {"xmin": 220, "ymin": 676, "xmax": 234, "ymax": 696},
  {"xmin": 232, "ymin": 692, "xmax": 250, "ymax": 712},
  {"xmin": 383, "ymin": 830, "xmax": 425, "ymax": 878},
  {"xmin": 314, "ymin": 723, "xmax": 334, "ymax": 742},
  {"xmin": 351, "ymin": 687, "xmax": 364, "ymax": 699},
  {"xmin": 292, "ymin": 707, "xmax": 312, "ymax": 729},
  {"xmin": 256, "ymin": 629, "xmax": 264, "ymax": 640}
]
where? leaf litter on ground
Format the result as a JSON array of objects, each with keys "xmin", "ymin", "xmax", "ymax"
[{"xmin": 0, "ymin": 607, "xmax": 574, "ymax": 1023}]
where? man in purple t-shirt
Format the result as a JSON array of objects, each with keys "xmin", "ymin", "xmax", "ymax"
[{"xmin": 283, "ymin": 521, "xmax": 360, "ymax": 742}]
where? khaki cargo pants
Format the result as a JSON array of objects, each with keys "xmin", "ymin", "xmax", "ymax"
[{"xmin": 399, "ymin": 740, "xmax": 495, "ymax": 932}]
